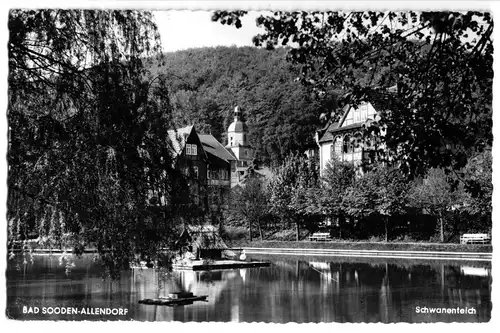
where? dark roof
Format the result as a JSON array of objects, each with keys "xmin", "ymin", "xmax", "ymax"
[
  {"xmin": 199, "ymin": 134, "xmax": 236, "ymax": 162},
  {"xmin": 228, "ymin": 119, "xmax": 248, "ymax": 132},
  {"xmin": 318, "ymin": 104, "xmax": 350, "ymax": 143},
  {"xmin": 318, "ymin": 120, "xmax": 339, "ymax": 143},
  {"xmin": 329, "ymin": 122, "xmax": 363, "ymax": 134},
  {"xmin": 366, "ymin": 90, "xmax": 393, "ymax": 113}
]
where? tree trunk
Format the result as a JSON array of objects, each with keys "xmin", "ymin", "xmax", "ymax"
[
  {"xmin": 384, "ymin": 216, "xmax": 389, "ymax": 242},
  {"xmin": 258, "ymin": 216, "xmax": 263, "ymax": 241},
  {"xmin": 338, "ymin": 216, "xmax": 343, "ymax": 239},
  {"xmin": 296, "ymin": 219, "xmax": 300, "ymax": 241},
  {"xmin": 439, "ymin": 215, "xmax": 444, "ymax": 243},
  {"xmin": 248, "ymin": 218, "xmax": 252, "ymax": 242}
]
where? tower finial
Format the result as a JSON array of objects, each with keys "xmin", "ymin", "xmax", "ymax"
[{"xmin": 234, "ymin": 105, "xmax": 241, "ymax": 121}]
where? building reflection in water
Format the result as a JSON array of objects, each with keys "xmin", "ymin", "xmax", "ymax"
[{"xmin": 6, "ymin": 254, "xmax": 492, "ymax": 323}]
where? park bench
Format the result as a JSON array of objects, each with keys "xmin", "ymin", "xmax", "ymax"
[
  {"xmin": 309, "ymin": 232, "xmax": 332, "ymax": 242},
  {"xmin": 460, "ymin": 233, "xmax": 491, "ymax": 245}
]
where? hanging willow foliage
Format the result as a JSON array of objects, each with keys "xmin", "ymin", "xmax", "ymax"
[{"xmin": 8, "ymin": 9, "xmax": 198, "ymax": 277}]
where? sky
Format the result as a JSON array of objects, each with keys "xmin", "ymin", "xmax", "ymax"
[
  {"xmin": 153, "ymin": 11, "xmax": 265, "ymax": 52},
  {"xmin": 152, "ymin": 5, "xmax": 494, "ymax": 53}
]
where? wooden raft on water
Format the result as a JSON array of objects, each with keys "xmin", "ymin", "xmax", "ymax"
[
  {"xmin": 139, "ymin": 292, "xmax": 208, "ymax": 306},
  {"xmin": 172, "ymin": 259, "xmax": 270, "ymax": 271}
]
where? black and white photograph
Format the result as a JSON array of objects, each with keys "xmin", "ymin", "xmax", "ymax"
[{"xmin": 3, "ymin": 1, "xmax": 497, "ymax": 325}]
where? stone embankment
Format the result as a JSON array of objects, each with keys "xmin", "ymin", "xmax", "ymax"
[{"xmin": 233, "ymin": 241, "xmax": 492, "ymax": 261}]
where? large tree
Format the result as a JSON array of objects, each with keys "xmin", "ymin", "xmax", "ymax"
[
  {"xmin": 213, "ymin": 11, "xmax": 493, "ymax": 176},
  {"xmin": 309, "ymin": 158, "xmax": 357, "ymax": 238},
  {"xmin": 344, "ymin": 166, "xmax": 411, "ymax": 242},
  {"xmin": 225, "ymin": 177, "xmax": 269, "ymax": 241},
  {"xmin": 7, "ymin": 9, "xmax": 191, "ymax": 275},
  {"xmin": 267, "ymin": 152, "xmax": 319, "ymax": 240},
  {"xmin": 410, "ymin": 168, "xmax": 466, "ymax": 242}
]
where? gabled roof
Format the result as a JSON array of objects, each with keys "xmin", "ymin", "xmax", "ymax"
[
  {"xmin": 319, "ymin": 90, "xmax": 393, "ymax": 143},
  {"xmin": 318, "ymin": 120, "xmax": 340, "ymax": 143},
  {"xmin": 317, "ymin": 104, "xmax": 350, "ymax": 143},
  {"xmin": 365, "ymin": 90, "xmax": 393, "ymax": 114},
  {"xmin": 167, "ymin": 125, "xmax": 194, "ymax": 156},
  {"xmin": 329, "ymin": 122, "xmax": 363, "ymax": 134},
  {"xmin": 182, "ymin": 224, "xmax": 228, "ymax": 250},
  {"xmin": 199, "ymin": 134, "xmax": 236, "ymax": 162}
]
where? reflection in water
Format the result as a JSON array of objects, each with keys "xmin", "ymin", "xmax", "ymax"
[
  {"xmin": 460, "ymin": 266, "xmax": 490, "ymax": 277},
  {"xmin": 6, "ymin": 254, "xmax": 491, "ymax": 322}
]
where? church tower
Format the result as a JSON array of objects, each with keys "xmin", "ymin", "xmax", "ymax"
[{"xmin": 226, "ymin": 106, "xmax": 253, "ymax": 165}]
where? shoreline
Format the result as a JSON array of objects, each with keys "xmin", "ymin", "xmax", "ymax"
[
  {"xmin": 230, "ymin": 240, "xmax": 492, "ymax": 252},
  {"xmin": 9, "ymin": 240, "xmax": 492, "ymax": 261},
  {"xmin": 240, "ymin": 247, "xmax": 492, "ymax": 261},
  {"xmin": 232, "ymin": 241, "xmax": 493, "ymax": 262},
  {"xmin": 230, "ymin": 240, "xmax": 492, "ymax": 261}
]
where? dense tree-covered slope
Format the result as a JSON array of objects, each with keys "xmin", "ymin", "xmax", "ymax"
[{"xmin": 147, "ymin": 46, "xmax": 332, "ymax": 166}]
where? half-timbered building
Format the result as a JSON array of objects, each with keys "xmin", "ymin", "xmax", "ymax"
[{"xmin": 316, "ymin": 100, "xmax": 386, "ymax": 177}]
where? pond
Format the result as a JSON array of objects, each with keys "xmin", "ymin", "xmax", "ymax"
[{"xmin": 6, "ymin": 253, "xmax": 491, "ymax": 323}]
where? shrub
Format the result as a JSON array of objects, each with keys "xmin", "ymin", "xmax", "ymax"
[
  {"xmin": 368, "ymin": 235, "xmax": 383, "ymax": 242},
  {"xmin": 223, "ymin": 226, "xmax": 248, "ymax": 242}
]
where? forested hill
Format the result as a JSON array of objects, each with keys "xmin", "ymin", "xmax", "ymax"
[{"xmin": 147, "ymin": 46, "xmax": 332, "ymax": 166}]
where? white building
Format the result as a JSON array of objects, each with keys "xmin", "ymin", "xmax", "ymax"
[
  {"xmin": 226, "ymin": 106, "xmax": 254, "ymax": 187},
  {"xmin": 316, "ymin": 101, "xmax": 384, "ymax": 177}
]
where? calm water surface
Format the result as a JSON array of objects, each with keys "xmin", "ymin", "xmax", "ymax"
[{"xmin": 6, "ymin": 253, "xmax": 491, "ymax": 322}]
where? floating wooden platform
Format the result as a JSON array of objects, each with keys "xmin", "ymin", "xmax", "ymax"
[
  {"xmin": 139, "ymin": 294, "xmax": 208, "ymax": 306},
  {"xmin": 172, "ymin": 259, "xmax": 270, "ymax": 271}
]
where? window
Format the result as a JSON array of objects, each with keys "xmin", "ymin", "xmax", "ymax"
[
  {"xmin": 185, "ymin": 144, "xmax": 197, "ymax": 156},
  {"xmin": 343, "ymin": 135, "xmax": 353, "ymax": 153},
  {"xmin": 360, "ymin": 104, "xmax": 368, "ymax": 121},
  {"xmin": 353, "ymin": 133, "xmax": 362, "ymax": 152},
  {"xmin": 193, "ymin": 166, "xmax": 199, "ymax": 178},
  {"xmin": 354, "ymin": 109, "xmax": 361, "ymax": 123},
  {"xmin": 334, "ymin": 137, "xmax": 342, "ymax": 156}
]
